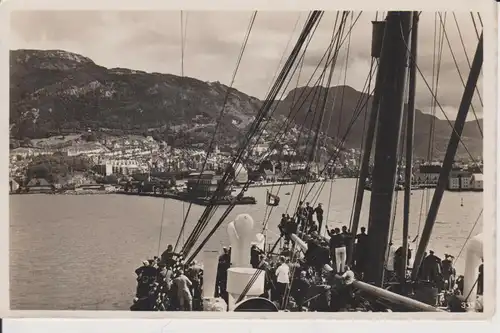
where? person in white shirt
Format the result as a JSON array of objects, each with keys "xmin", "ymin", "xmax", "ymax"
[{"xmin": 275, "ymin": 256, "xmax": 290, "ymax": 308}]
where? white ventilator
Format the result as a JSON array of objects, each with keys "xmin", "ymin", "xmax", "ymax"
[
  {"xmin": 202, "ymin": 250, "xmax": 220, "ymax": 299},
  {"xmin": 226, "ymin": 214, "xmax": 265, "ymax": 311},
  {"xmin": 201, "ymin": 249, "xmax": 228, "ymax": 311},
  {"xmin": 463, "ymin": 232, "xmax": 483, "ymax": 312}
]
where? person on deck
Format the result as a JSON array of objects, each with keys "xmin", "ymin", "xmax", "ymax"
[
  {"xmin": 294, "ymin": 270, "xmax": 311, "ymax": 311},
  {"xmin": 314, "ymin": 203, "xmax": 324, "ymax": 233},
  {"xmin": 250, "ymin": 244, "xmax": 263, "ymax": 268},
  {"xmin": 173, "ymin": 270, "xmax": 193, "ymax": 311},
  {"xmin": 385, "ymin": 242, "xmax": 398, "ymax": 276},
  {"xmin": 354, "ymin": 227, "xmax": 368, "ymax": 276},
  {"xmin": 305, "ymin": 202, "xmax": 314, "ymax": 226},
  {"xmin": 341, "ymin": 226, "xmax": 353, "ymax": 264},
  {"xmin": 257, "ymin": 254, "xmax": 272, "ymax": 299},
  {"xmin": 329, "ymin": 228, "xmax": 346, "ymax": 273},
  {"xmin": 278, "ymin": 214, "xmax": 288, "ymax": 237},
  {"xmin": 219, "ymin": 246, "xmax": 231, "ymax": 263},
  {"xmin": 394, "ymin": 245, "xmax": 412, "ymax": 280},
  {"xmin": 441, "ymin": 254, "xmax": 455, "ymax": 291},
  {"xmin": 477, "ymin": 260, "xmax": 484, "ymax": 295},
  {"xmin": 216, "ymin": 247, "xmax": 230, "ymax": 301},
  {"xmin": 422, "ymin": 250, "xmax": 442, "ymax": 286},
  {"xmin": 296, "ymin": 202, "xmax": 306, "ymax": 231},
  {"xmin": 135, "ymin": 260, "xmax": 157, "ymax": 298},
  {"xmin": 309, "ymin": 222, "xmax": 319, "ymax": 234},
  {"xmin": 275, "ymin": 256, "xmax": 290, "ymax": 308},
  {"xmin": 417, "ymin": 251, "xmax": 428, "ymax": 280},
  {"xmin": 280, "ymin": 214, "xmax": 287, "ymax": 227},
  {"xmin": 161, "ymin": 245, "xmax": 178, "ymax": 269},
  {"xmin": 186, "ymin": 261, "xmax": 203, "ymax": 310}
]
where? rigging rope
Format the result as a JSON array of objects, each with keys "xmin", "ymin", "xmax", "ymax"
[
  {"xmin": 416, "ymin": 14, "xmax": 443, "ymax": 244},
  {"xmin": 470, "ymin": 13, "xmax": 481, "ymax": 40},
  {"xmin": 182, "ymin": 12, "xmax": 325, "ymax": 260},
  {"xmin": 438, "ymin": 13, "xmax": 483, "ymax": 137},
  {"xmin": 287, "ymin": 12, "xmax": 352, "ymax": 217},
  {"xmin": 451, "ymin": 13, "xmax": 483, "ymax": 108},
  {"xmin": 174, "ymin": 11, "xmax": 258, "ymax": 252},
  {"xmin": 158, "ymin": 11, "xmax": 189, "ymax": 254},
  {"xmin": 399, "ymin": 24, "xmax": 483, "ymax": 172},
  {"xmin": 183, "ymin": 10, "xmax": 362, "ymax": 256},
  {"xmin": 184, "ymin": 11, "xmax": 324, "ymax": 252},
  {"xmin": 305, "ymin": 62, "xmax": 378, "ymax": 214},
  {"xmin": 261, "ymin": 12, "xmax": 317, "ymax": 237},
  {"xmin": 453, "ymin": 208, "xmax": 482, "ymax": 265},
  {"xmin": 157, "ymin": 198, "xmax": 168, "ymax": 256}
]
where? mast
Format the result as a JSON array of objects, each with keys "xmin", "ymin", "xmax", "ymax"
[
  {"xmin": 347, "ymin": 20, "xmax": 385, "ymax": 266},
  {"xmin": 411, "ymin": 33, "xmax": 483, "ymax": 279},
  {"xmin": 310, "ymin": 89, "xmax": 328, "ymax": 175},
  {"xmin": 401, "ymin": 12, "xmax": 419, "ymax": 283},
  {"xmin": 365, "ymin": 11, "xmax": 413, "ymax": 287}
]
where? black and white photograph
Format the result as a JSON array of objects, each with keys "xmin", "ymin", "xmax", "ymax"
[{"xmin": 8, "ymin": 9, "xmax": 488, "ymax": 314}]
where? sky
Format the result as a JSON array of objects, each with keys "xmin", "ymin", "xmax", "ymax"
[{"xmin": 10, "ymin": 10, "xmax": 483, "ymax": 120}]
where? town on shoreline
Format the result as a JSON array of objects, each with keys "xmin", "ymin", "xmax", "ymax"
[{"xmin": 10, "ymin": 132, "xmax": 483, "ymax": 196}]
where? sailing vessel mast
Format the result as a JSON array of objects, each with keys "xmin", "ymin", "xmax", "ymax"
[
  {"xmin": 365, "ymin": 11, "xmax": 413, "ymax": 287},
  {"xmin": 411, "ymin": 33, "xmax": 483, "ymax": 279},
  {"xmin": 346, "ymin": 19, "xmax": 385, "ymax": 265},
  {"xmin": 401, "ymin": 12, "xmax": 419, "ymax": 283}
]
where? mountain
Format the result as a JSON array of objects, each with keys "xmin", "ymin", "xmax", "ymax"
[
  {"xmin": 10, "ymin": 49, "xmax": 482, "ymax": 159},
  {"xmin": 10, "ymin": 49, "xmax": 261, "ymax": 146},
  {"xmin": 273, "ymin": 86, "xmax": 482, "ymax": 159}
]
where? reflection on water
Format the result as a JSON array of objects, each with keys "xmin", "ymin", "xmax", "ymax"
[{"xmin": 9, "ymin": 179, "xmax": 482, "ymax": 310}]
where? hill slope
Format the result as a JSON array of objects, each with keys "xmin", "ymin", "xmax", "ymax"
[
  {"xmin": 10, "ymin": 49, "xmax": 482, "ymax": 158},
  {"xmin": 274, "ymin": 85, "xmax": 483, "ymax": 159}
]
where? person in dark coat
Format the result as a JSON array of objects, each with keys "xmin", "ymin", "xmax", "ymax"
[
  {"xmin": 354, "ymin": 227, "xmax": 368, "ymax": 276},
  {"xmin": 314, "ymin": 203, "xmax": 324, "ymax": 232},
  {"xmin": 294, "ymin": 271, "xmax": 311, "ymax": 311}
]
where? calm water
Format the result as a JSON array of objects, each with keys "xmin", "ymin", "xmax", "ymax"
[{"xmin": 10, "ymin": 178, "xmax": 482, "ymax": 310}]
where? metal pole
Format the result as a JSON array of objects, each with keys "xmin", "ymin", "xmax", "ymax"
[
  {"xmin": 347, "ymin": 66, "xmax": 380, "ymax": 265},
  {"xmin": 366, "ymin": 12, "xmax": 413, "ymax": 286},
  {"xmin": 401, "ymin": 12, "xmax": 419, "ymax": 283},
  {"xmin": 411, "ymin": 33, "xmax": 483, "ymax": 279},
  {"xmin": 347, "ymin": 19, "xmax": 386, "ymax": 266}
]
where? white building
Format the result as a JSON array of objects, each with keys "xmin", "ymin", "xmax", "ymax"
[
  {"xmin": 471, "ymin": 173, "xmax": 483, "ymax": 191},
  {"xmin": 448, "ymin": 170, "xmax": 474, "ymax": 191},
  {"xmin": 414, "ymin": 164, "xmax": 441, "ymax": 185},
  {"xmin": 448, "ymin": 176, "xmax": 460, "ymax": 190}
]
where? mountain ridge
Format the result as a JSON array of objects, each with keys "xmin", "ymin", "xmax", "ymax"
[{"xmin": 9, "ymin": 49, "xmax": 482, "ymax": 159}]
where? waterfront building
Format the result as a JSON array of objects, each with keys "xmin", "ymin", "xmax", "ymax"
[{"xmin": 185, "ymin": 171, "xmax": 231, "ymax": 198}]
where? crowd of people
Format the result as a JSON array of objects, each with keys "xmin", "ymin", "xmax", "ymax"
[
  {"xmin": 131, "ymin": 201, "xmax": 483, "ymax": 312},
  {"xmin": 131, "ymin": 245, "xmax": 203, "ymax": 311},
  {"xmin": 276, "ymin": 201, "xmax": 484, "ymax": 311}
]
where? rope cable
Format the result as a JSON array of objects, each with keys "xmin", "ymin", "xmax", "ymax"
[
  {"xmin": 183, "ymin": 11, "xmax": 363, "ymax": 255},
  {"xmin": 176, "ymin": 11, "xmax": 258, "ymax": 252},
  {"xmin": 438, "ymin": 13, "xmax": 483, "ymax": 137},
  {"xmin": 183, "ymin": 12, "xmax": 325, "ymax": 259}
]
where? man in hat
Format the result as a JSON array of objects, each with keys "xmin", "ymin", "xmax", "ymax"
[
  {"xmin": 173, "ymin": 270, "xmax": 193, "ymax": 311},
  {"xmin": 314, "ymin": 203, "xmax": 324, "ymax": 233},
  {"xmin": 441, "ymin": 254, "xmax": 455, "ymax": 291},
  {"xmin": 422, "ymin": 250, "xmax": 442, "ymax": 286},
  {"xmin": 161, "ymin": 244, "xmax": 179, "ymax": 269},
  {"xmin": 217, "ymin": 247, "xmax": 230, "ymax": 301},
  {"xmin": 186, "ymin": 260, "xmax": 203, "ymax": 310}
]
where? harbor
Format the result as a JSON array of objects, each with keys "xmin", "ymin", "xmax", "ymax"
[
  {"xmin": 8, "ymin": 9, "xmax": 485, "ymax": 314},
  {"xmin": 9, "ymin": 179, "xmax": 482, "ymax": 310}
]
